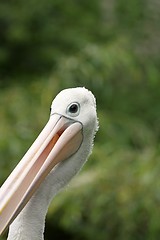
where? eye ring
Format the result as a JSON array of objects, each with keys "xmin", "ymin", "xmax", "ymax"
[{"xmin": 66, "ymin": 102, "xmax": 80, "ymax": 117}]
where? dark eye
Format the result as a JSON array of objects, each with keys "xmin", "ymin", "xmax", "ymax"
[
  {"xmin": 67, "ymin": 102, "xmax": 80, "ymax": 117},
  {"xmin": 68, "ymin": 104, "xmax": 78, "ymax": 113}
]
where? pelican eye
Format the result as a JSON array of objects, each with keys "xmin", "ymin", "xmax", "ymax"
[{"xmin": 67, "ymin": 102, "xmax": 80, "ymax": 117}]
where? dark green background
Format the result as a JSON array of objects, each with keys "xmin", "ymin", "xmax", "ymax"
[{"xmin": 0, "ymin": 0, "xmax": 160, "ymax": 239}]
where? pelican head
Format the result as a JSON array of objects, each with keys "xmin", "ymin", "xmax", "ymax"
[{"xmin": 0, "ymin": 87, "xmax": 98, "ymax": 238}]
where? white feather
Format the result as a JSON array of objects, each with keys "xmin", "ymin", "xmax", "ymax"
[{"xmin": 7, "ymin": 87, "xmax": 98, "ymax": 240}]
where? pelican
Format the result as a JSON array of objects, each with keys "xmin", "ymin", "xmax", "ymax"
[{"xmin": 0, "ymin": 87, "xmax": 98, "ymax": 240}]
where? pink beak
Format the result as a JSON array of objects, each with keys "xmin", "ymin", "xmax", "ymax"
[{"xmin": 0, "ymin": 113, "xmax": 83, "ymax": 234}]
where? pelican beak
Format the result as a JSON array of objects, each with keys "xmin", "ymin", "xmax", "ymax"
[{"xmin": 0, "ymin": 114, "xmax": 83, "ymax": 234}]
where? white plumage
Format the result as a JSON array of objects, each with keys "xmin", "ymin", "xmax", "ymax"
[{"xmin": 0, "ymin": 87, "xmax": 98, "ymax": 240}]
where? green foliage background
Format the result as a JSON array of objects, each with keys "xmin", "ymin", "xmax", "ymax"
[{"xmin": 0, "ymin": 0, "xmax": 160, "ymax": 239}]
